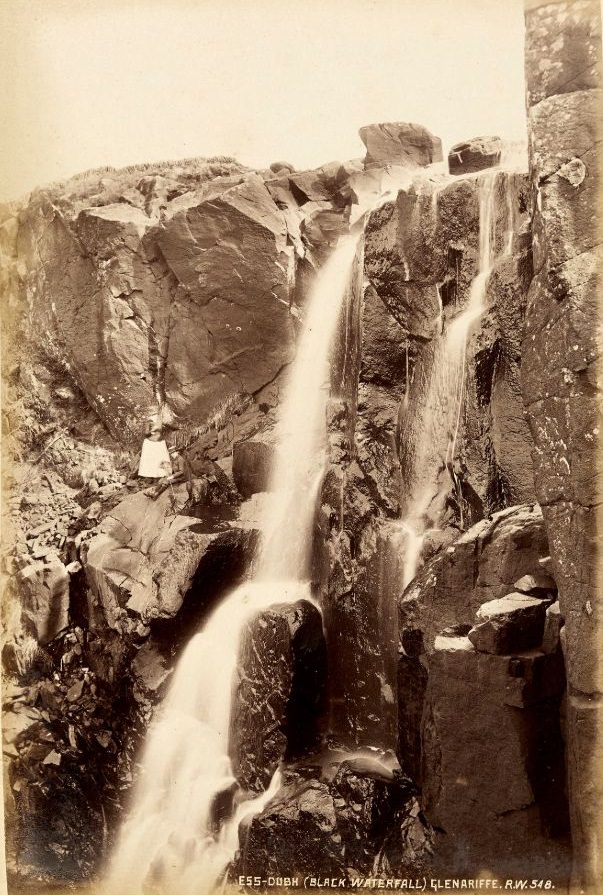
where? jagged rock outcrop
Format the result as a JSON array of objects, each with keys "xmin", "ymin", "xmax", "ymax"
[
  {"xmin": 448, "ymin": 136, "xmax": 503, "ymax": 175},
  {"xmin": 523, "ymin": 0, "xmax": 603, "ymax": 888},
  {"xmin": 359, "ymin": 122, "xmax": 443, "ymax": 169},
  {"xmin": 230, "ymin": 600, "xmax": 327, "ymax": 792},
  {"xmin": 398, "ymin": 505, "xmax": 550, "ymax": 656}
]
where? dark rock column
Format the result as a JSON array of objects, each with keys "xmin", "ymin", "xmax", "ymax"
[
  {"xmin": 315, "ymin": 236, "xmax": 401, "ymax": 751},
  {"xmin": 230, "ymin": 599, "xmax": 327, "ymax": 793},
  {"xmin": 522, "ymin": 1, "xmax": 603, "ymax": 889}
]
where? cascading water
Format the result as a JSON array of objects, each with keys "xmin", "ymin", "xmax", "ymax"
[
  {"xmin": 107, "ymin": 233, "xmax": 363, "ymax": 895},
  {"xmin": 398, "ymin": 170, "xmax": 511, "ymax": 589},
  {"xmin": 256, "ymin": 234, "xmax": 362, "ymax": 581}
]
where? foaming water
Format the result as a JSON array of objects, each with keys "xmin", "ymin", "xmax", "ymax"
[
  {"xmin": 398, "ymin": 170, "xmax": 506, "ymax": 588},
  {"xmin": 107, "ymin": 233, "xmax": 364, "ymax": 895}
]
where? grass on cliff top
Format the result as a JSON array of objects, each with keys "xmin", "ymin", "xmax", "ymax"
[{"xmin": 37, "ymin": 154, "xmax": 249, "ymax": 208}]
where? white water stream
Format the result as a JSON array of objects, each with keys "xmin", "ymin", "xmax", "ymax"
[
  {"xmin": 108, "ymin": 233, "xmax": 365, "ymax": 895},
  {"xmin": 398, "ymin": 170, "xmax": 512, "ymax": 589}
]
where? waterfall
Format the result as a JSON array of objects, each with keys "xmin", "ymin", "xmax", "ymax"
[
  {"xmin": 398, "ymin": 170, "xmax": 508, "ymax": 589},
  {"xmin": 255, "ymin": 234, "xmax": 362, "ymax": 581},
  {"xmin": 107, "ymin": 234, "xmax": 362, "ymax": 895}
]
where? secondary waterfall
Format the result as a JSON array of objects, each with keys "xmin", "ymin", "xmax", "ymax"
[
  {"xmin": 107, "ymin": 234, "xmax": 362, "ymax": 895},
  {"xmin": 398, "ymin": 170, "xmax": 508, "ymax": 588}
]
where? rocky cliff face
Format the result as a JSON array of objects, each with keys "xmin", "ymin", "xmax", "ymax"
[
  {"xmin": 522, "ymin": 0, "xmax": 603, "ymax": 889},
  {"xmin": 18, "ymin": 165, "xmax": 293, "ymax": 447}
]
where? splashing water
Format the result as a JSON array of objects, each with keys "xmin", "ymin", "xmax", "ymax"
[
  {"xmin": 109, "ymin": 582, "xmax": 312, "ymax": 895},
  {"xmin": 398, "ymin": 170, "xmax": 513, "ymax": 589},
  {"xmin": 107, "ymin": 234, "xmax": 364, "ymax": 895}
]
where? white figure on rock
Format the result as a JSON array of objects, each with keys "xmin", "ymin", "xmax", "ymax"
[{"xmin": 137, "ymin": 410, "xmax": 172, "ymax": 479}]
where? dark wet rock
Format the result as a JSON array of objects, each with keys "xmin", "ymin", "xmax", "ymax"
[
  {"xmin": 467, "ymin": 592, "xmax": 548, "ymax": 655},
  {"xmin": 356, "ymin": 383, "xmax": 401, "ymax": 515},
  {"xmin": 313, "ymin": 235, "xmax": 403, "ymax": 753},
  {"xmin": 318, "ymin": 501, "xmax": 400, "ymax": 752},
  {"xmin": 232, "ymin": 439, "xmax": 274, "ymax": 498},
  {"xmin": 359, "ymin": 122, "xmax": 443, "ymax": 169},
  {"xmin": 397, "ymin": 654, "xmax": 428, "ymax": 783},
  {"xmin": 448, "ymin": 136, "xmax": 503, "ymax": 175},
  {"xmin": 361, "ymin": 284, "xmax": 409, "ymax": 388},
  {"xmin": 364, "ymin": 196, "xmax": 442, "ymax": 341},
  {"xmin": 237, "ymin": 759, "xmax": 432, "ymax": 879},
  {"xmin": 230, "ymin": 599, "xmax": 327, "ymax": 792}
]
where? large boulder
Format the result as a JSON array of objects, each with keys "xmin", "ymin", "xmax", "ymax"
[
  {"xmin": 448, "ymin": 136, "xmax": 503, "ymax": 175},
  {"xmin": 230, "ymin": 599, "xmax": 327, "ymax": 792},
  {"xmin": 467, "ymin": 591, "xmax": 549, "ymax": 654},
  {"xmin": 237, "ymin": 759, "xmax": 431, "ymax": 880},
  {"xmin": 359, "ymin": 122, "xmax": 443, "ymax": 169}
]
